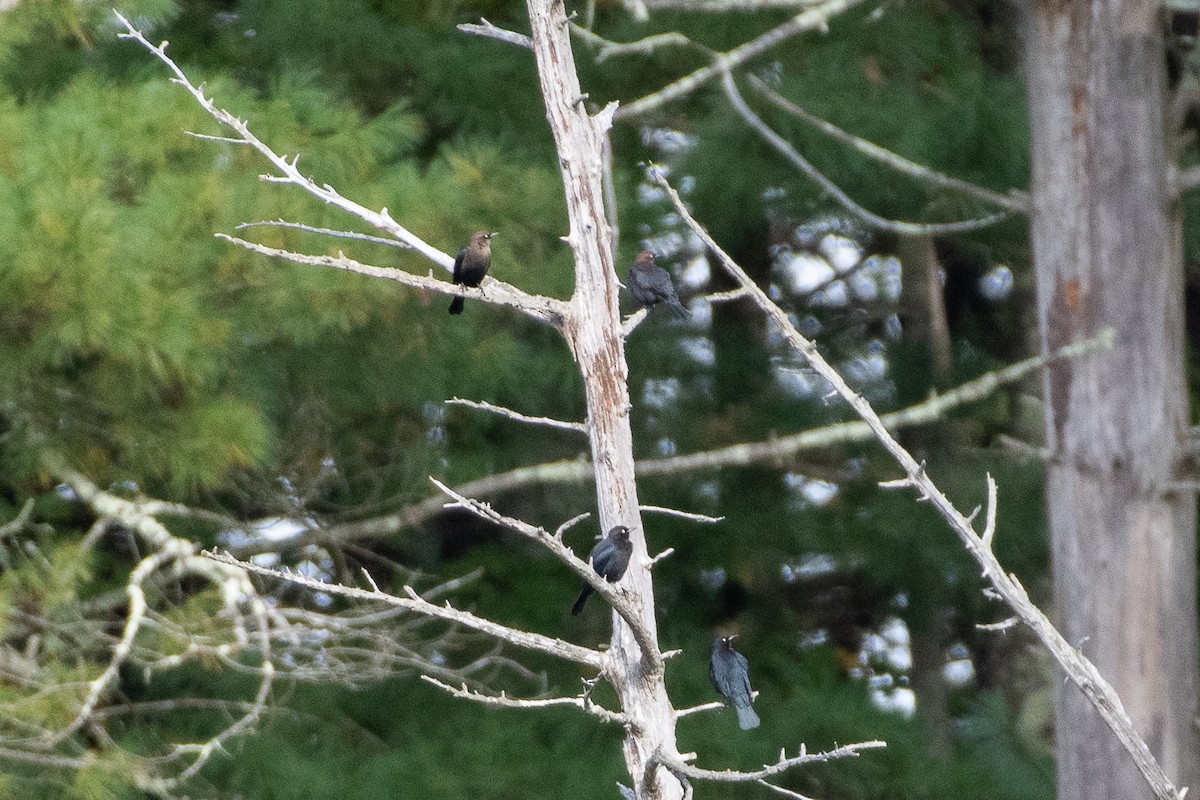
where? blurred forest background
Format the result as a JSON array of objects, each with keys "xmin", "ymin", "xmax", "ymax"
[{"xmin": 0, "ymin": 0, "xmax": 1193, "ymax": 798}]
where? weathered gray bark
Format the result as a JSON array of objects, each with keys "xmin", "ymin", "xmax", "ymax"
[
  {"xmin": 525, "ymin": 3, "xmax": 680, "ymax": 797},
  {"xmin": 1026, "ymin": 4, "xmax": 1198, "ymax": 800}
]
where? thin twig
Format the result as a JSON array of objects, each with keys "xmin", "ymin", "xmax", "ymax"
[
  {"xmin": 757, "ymin": 779, "xmax": 818, "ymax": 799},
  {"xmin": 235, "ymin": 219, "xmax": 414, "ymax": 249},
  {"xmin": 445, "ymin": 398, "xmax": 586, "ymax": 434},
  {"xmin": 703, "ymin": 286, "xmax": 751, "ymax": 303},
  {"xmin": 421, "ymin": 675, "xmax": 631, "ymax": 725},
  {"xmin": 675, "ymin": 700, "xmax": 725, "ymax": 718},
  {"xmin": 571, "ymin": 24, "xmax": 702, "ymax": 62},
  {"xmin": 457, "ymin": 18, "xmax": 533, "ymax": 49},
  {"xmin": 640, "ymin": 506, "xmax": 723, "ymax": 524},
  {"xmin": 655, "ymin": 740, "xmax": 885, "ymax": 782},
  {"xmin": 976, "ymin": 617, "xmax": 1019, "ymax": 632},
  {"xmin": 203, "ymin": 550, "xmax": 607, "ymax": 669}
]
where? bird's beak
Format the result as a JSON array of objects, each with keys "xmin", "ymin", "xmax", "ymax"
[{"xmin": 490, "ymin": 231, "xmax": 500, "ymax": 238}]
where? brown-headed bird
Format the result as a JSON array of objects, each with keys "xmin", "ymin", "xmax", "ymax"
[
  {"xmin": 710, "ymin": 636, "xmax": 760, "ymax": 730},
  {"xmin": 448, "ymin": 231, "xmax": 496, "ymax": 315},
  {"xmin": 627, "ymin": 250, "xmax": 689, "ymax": 319},
  {"xmin": 571, "ymin": 525, "xmax": 633, "ymax": 615}
]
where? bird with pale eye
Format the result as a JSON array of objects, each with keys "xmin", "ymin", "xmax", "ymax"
[
  {"xmin": 627, "ymin": 250, "xmax": 689, "ymax": 319},
  {"xmin": 709, "ymin": 635, "xmax": 760, "ymax": 730},
  {"xmin": 448, "ymin": 231, "xmax": 496, "ymax": 315},
  {"xmin": 571, "ymin": 525, "xmax": 633, "ymax": 615}
]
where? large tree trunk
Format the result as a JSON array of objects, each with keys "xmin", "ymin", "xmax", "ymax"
[
  {"xmin": 526, "ymin": 3, "xmax": 681, "ymax": 798},
  {"xmin": 1026, "ymin": 4, "xmax": 1198, "ymax": 800}
]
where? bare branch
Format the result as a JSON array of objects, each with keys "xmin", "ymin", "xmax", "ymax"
[
  {"xmin": 235, "ymin": 219, "xmax": 413, "ymax": 249},
  {"xmin": 457, "ymin": 18, "xmax": 533, "ymax": 49},
  {"xmin": 445, "ymin": 397, "xmax": 587, "ymax": 434},
  {"xmin": 0, "ymin": 745, "xmax": 90, "ymax": 770},
  {"xmin": 185, "ymin": 132, "xmax": 248, "ymax": 143},
  {"xmin": 652, "ymin": 168, "xmax": 1186, "ymax": 800},
  {"xmin": 758, "ymin": 779, "xmax": 818, "ymax": 800},
  {"xmin": 639, "ymin": 506, "xmax": 723, "ymax": 524},
  {"xmin": 647, "ymin": 548, "xmax": 676, "ymax": 567},
  {"xmin": 722, "ymin": 72, "xmax": 1009, "ymax": 234},
  {"xmin": 748, "ymin": 75, "xmax": 1029, "ymax": 213},
  {"xmin": 216, "ymin": 234, "xmax": 568, "ymax": 328},
  {"xmin": 421, "ymin": 675, "xmax": 631, "ymax": 725},
  {"xmin": 655, "ymin": 740, "xmax": 885, "ymax": 783},
  {"xmin": 674, "ymin": 700, "xmax": 726, "ymax": 718},
  {"xmin": 981, "ymin": 473, "xmax": 998, "ymax": 547},
  {"xmin": 621, "ymin": 307, "xmax": 651, "ymax": 338},
  {"xmin": 202, "ymin": 550, "xmax": 606, "ymax": 669},
  {"xmin": 977, "ymin": 617, "xmax": 1019, "ymax": 632},
  {"xmin": 571, "ymin": 24, "xmax": 702, "ymax": 62},
  {"xmin": 704, "ymin": 286, "xmax": 751, "ymax": 303},
  {"xmin": 994, "ymin": 433, "xmax": 1052, "ymax": 462},
  {"xmin": 614, "ymin": 0, "xmax": 869, "ymax": 120}
]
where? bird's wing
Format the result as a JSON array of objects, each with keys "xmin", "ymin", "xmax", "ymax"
[
  {"xmin": 588, "ymin": 537, "xmax": 611, "ymax": 566},
  {"xmin": 734, "ymin": 653, "xmax": 753, "ymax": 695},
  {"xmin": 650, "ymin": 267, "xmax": 679, "ymax": 300},
  {"xmin": 452, "ymin": 247, "xmax": 466, "ymax": 284}
]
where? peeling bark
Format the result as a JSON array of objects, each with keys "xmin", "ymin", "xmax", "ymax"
[
  {"xmin": 525, "ymin": 2, "xmax": 681, "ymax": 796},
  {"xmin": 1026, "ymin": 3, "xmax": 1199, "ymax": 798}
]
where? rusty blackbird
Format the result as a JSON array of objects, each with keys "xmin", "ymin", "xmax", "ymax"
[
  {"xmin": 709, "ymin": 636, "xmax": 760, "ymax": 730},
  {"xmin": 627, "ymin": 250, "xmax": 689, "ymax": 319},
  {"xmin": 571, "ymin": 525, "xmax": 633, "ymax": 615},
  {"xmin": 448, "ymin": 231, "xmax": 496, "ymax": 315}
]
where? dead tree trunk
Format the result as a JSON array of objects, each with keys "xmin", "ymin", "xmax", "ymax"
[
  {"xmin": 525, "ymin": 3, "xmax": 681, "ymax": 797},
  {"xmin": 1026, "ymin": 4, "xmax": 1199, "ymax": 799}
]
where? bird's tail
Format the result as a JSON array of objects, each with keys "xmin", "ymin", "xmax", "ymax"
[
  {"xmin": 735, "ymin": 702, "xmax": 760, "ymax": 730},
  {"xmin": 571, "ymin": 586, "xmax": 592, "ymax": 616},
  {"xmin": 668, "ymin": 297, "xmax": 690, "ymax": 319},
  {"xmin": 448, "ymin": 295, "xmax": 466, "ymax": 315}
]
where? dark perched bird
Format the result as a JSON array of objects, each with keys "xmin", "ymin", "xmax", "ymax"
[
  {"xmin": 448, "ymin": 231, "xmax": 496, "ymax": 315},
  {"xmin": 571, "ymin": 525, "xmax": 633, "ymax": 615},
  {"xmin": 627, "ymin": 250, "xmax": 689, "ymax": 319},
  {"xmin": 709, "ymin": 636, "xmax": 760, "ymax": 730}
]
